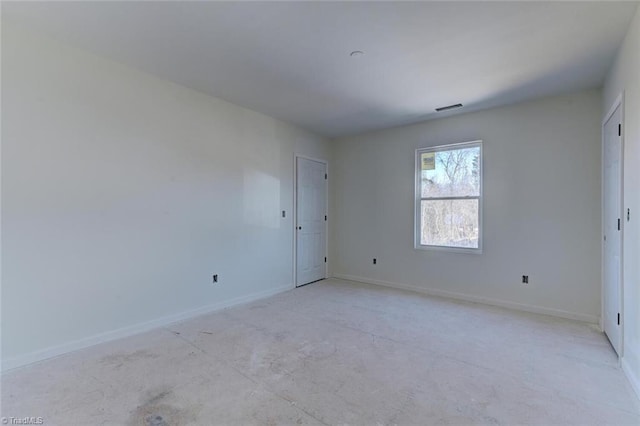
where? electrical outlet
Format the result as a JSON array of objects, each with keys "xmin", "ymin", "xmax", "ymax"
[
  {"xmin": 213, "ymin": 274, "xmax": 218, "ymax": 283},
  {"xmin": 522, "ymin": 275, "xmax": 529, "ymax": 284},
  {"xmin": 373, "ymin": 258, "xmax": 377, "ymax": 265}
]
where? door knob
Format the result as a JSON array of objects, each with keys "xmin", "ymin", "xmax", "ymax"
[{"xmin": 298, "ymin": 226, "xmax": 302, "ymax": 230}]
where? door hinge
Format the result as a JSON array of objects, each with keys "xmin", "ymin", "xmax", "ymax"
[
  {"xmin": 324, "ymin": 173, "xmax": 327, "ymax": 180},
  {"xmin": 618, "ymin": 313, "xmax": 620, "ymax": 325},
  {"xmin": 324, "ymin": 257, "xmax": 327, "ymax": 263},
  {"xmin": 618, "ymin": 218, "xmax": 621, "ymax": 231},
  {"xmin": 618, "ymin": 124, "xmax": 621, "ymax": 136}
]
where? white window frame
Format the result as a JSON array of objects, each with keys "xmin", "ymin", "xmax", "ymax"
[{"xmin": 414, "ymin": 140, "xmax": 483, "ymax": 254}]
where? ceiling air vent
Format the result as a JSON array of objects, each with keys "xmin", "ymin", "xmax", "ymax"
[{"xmin": 435, "ymin": 103, "xmax": 463, "ymax": 112}]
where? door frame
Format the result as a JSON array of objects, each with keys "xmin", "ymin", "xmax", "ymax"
[
  {"xmin": 293, "ymin": 154, "xmax": 329, "ymax": 288},
  {"xmin": 601, "ymin": 92, "xmax": 624, "ymax": 357}
]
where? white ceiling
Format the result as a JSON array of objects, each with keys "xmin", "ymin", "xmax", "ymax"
[{"xmin": 3, "ymin": 1, "xmax": 638, "ymax": 138}]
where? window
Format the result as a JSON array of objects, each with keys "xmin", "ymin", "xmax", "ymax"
[{"xmin": 415, "ymin": 141, "xmax": 482, "ymax": 252}]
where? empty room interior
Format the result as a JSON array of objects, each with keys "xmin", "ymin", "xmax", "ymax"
[{"xmin": 2, "ymin": 1, "xmax": 640, "ymax": 425}]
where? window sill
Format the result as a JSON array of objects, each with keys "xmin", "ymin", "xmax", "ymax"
[{"xmin": 414, "ymin": 244, "xmax": 483, "ymax": 255}]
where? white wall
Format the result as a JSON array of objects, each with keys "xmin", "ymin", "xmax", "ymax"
[
  {"xmin": 333, "ymin": 90, "xmax": 602, "ymax": 322},
  {"xmin": 603, "ymin": 5, "xmax": 640, "ymax": 399},
  {"xmin": 1, "ymin": 25, "xmax": 331, "ymax": 369}
]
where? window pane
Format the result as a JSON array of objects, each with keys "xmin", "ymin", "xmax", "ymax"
[
  {"xmin": 420, "ymin": 199, "xmax": 479, "ymax": 248},
  {"xmin": 421, "ymin": 146, "xmax": 480, "ymax": 198}
]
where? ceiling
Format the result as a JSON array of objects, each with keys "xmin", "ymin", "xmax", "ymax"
[{"xmin": 3, "ymin": 1, "xmax": 638, "ymax": 138}]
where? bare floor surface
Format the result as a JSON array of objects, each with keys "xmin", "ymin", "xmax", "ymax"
[{"xmin": 2, "ymin": 279, "xmax": 639, "ymax": 425}]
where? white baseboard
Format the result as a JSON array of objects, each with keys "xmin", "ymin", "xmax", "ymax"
[
  {"xmin": 2, "ymin": 284, "xmax": 293, "ymax": 372},
  {"xmin": 621, "ymin": 348, "xmax": 640, "ymax": 401},
  {"xmin": 333, "ymin": 274, "xmax": 600, "ymax": 324}
]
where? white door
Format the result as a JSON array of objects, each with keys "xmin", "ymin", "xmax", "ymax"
[
  {"xmin": 296, "ymin": 157, "xmax": 327, "ymax": 287},
  {"xmin": 603, "ymin": 105, "xmax": 622, "ymax": 355}
]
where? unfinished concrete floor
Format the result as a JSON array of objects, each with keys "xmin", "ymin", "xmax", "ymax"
[{"xmin": 2, "ymin": 279, "xmax": 639, "ymax": 425}]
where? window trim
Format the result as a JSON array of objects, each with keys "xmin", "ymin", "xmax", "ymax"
[{"xmin": 414, "ymin": 140, "xmax": 483, "ymax": 254}]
